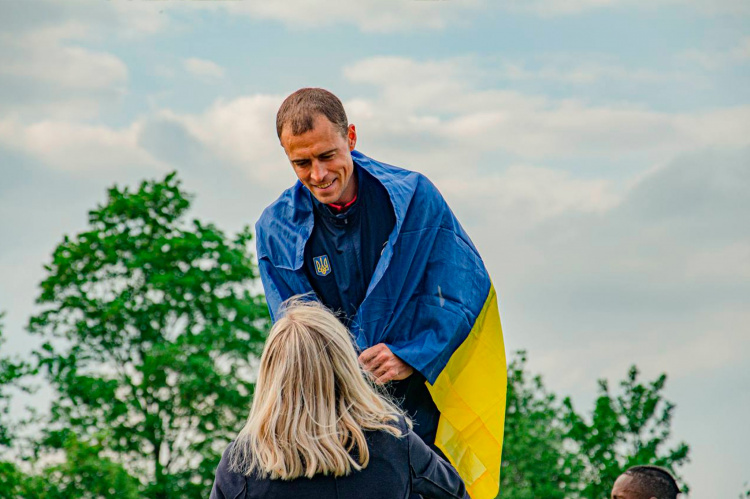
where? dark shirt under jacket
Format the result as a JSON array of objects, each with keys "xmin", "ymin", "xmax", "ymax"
[
  {"xmin": 304, "ymin": 165, "xmax": 395, "ymax": 323},
  {"xmin": 302, "ymin": 165, "xmax": 441, "ymax": 454},
  {"xmin": 209, "ymin": 417, "xmax": 468, "ymax": 499}
]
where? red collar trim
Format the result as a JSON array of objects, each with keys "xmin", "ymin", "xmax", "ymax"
[{"xmin": 327, "ymin": 194, "xmax": 358, "ymax": 214}]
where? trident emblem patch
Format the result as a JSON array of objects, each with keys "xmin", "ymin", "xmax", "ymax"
[{"xmin": 313, "ymin": 255, "xmax": 332, "ymax": 277}]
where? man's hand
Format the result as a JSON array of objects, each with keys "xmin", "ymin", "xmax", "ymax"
[{"xmin": 358, "ymin": 343, "xmax": 414, "ymax": 384}]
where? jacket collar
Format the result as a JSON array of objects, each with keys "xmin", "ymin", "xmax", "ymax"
[{"xmin": 260, "ymin": 150, "xmax": 418, "ymax": 271}]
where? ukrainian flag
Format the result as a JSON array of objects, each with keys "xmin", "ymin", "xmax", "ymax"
[{"xmin": 427, "ymin": 285, "xmax": 506, "ymax": 499}]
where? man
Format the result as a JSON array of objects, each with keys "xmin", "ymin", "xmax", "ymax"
[
  {"xmin": 611, "ymin": 466, "xmax": 681, "ymax": 499},
  {"xmin": 256, "ymin": 88, "xmax": 506, "ymax": 499}
]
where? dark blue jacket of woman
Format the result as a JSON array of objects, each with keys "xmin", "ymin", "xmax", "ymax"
[{"xmin": 210, "ymin": 417, "xmax": 468, "ymax": 499}]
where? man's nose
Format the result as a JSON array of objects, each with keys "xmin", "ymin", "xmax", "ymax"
[{"xmin": 310, "ymin": 160, "xmax": 327, "ymax": 183}]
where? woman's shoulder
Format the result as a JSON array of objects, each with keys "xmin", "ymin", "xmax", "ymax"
[
  {"xmin": 367, "ymin": 414, "xmax": 410, "ymax": 437},
  {"xmin": 362, "ymin": 414, "xmax": 411, "ymax": 455},
  {"xmin": 393, "ymin": 413, "xmax": 410, "ymax": 435},
  {"xmin": 210, "ymin": 441, "xmax": 247, "ymax": 499}
]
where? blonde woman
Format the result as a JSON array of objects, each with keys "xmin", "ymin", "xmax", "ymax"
[{"xmin": 210, "ymin": 298, "xmax": 468, "ymax": 499}]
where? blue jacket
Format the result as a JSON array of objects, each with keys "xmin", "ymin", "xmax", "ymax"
[
  {"xmin": 209, "ymin": 417, "xmax": 468, "ymax": 499},
  {"xmin": 256, "ymin": 151, "xmax": 490, "ymax": 384}
]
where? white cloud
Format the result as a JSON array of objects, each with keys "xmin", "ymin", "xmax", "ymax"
[
  {"xmin": 685, "ymin": 0, "xmax": 750, "ymax": 16},
  {"xmin": 344, "ymin": 56, "xmax": 750, "ymax": 163},
  {"xmin": 107, "ymin": 0, "xmax": 169, "ymax": 36},
  {"xmin": 0, "ymin": 119, "xmax": 164, "ymax": 173},
  {"xmin": 680, "ymin": 36, "xmax": 750, "ymax": 70},
  {"xmin": 192, "ymin": 0, "xmax": 750, "ymax": 31},
  {"xmin": 673, "ymin": 106, "xmax": 750, "ymax": 147},
  {"xmin": 497, "ymin": 57, "xmax": 681, "ymax": 85},
  {"xmin": 0, "ymin": 23, "xmax": 128, "ymax": 120},
  {"xmin": 183, "ymin": 58, "xmax": 225, "ymax": 80},
  {"xmin": 439, "ymin": 165, "xmax": 620, "ymax": 225},
  {"xmin": 0, "ymin": 33, "xmax": 127, "ymax": 91},
  {"xmin": 502, "ymin": 0, "xmax": 750, "ymax": 16},
  {"xmin": 0, "ymin": 1, "xmax": 168, "ymax": 39},
  {"xmin": 502, "ymin": 0, "xmax": 620, "ymax": 16},
  {"xmin": 530, "ymin": 306, "xmax": 750, "ymax": 393},
  {"xmin": 126, "ymin": 56, "xmax": 749, "ymax": 233},
  {"xmin": 684, "ymin": 242, "xmax": 750, "ymax": 281},
  {"xmin": 0, "ymin": 1, "xmax": 175, "ymax": 121},
  {"xmin": 214, "ymin": 0, "xmax": 483, "ymax": 32},
  {"xmin": 153, "ymin": 95, "xmax": 293, "ymax": 191},
  {"xmin": 485, "ymin": 146, "xmax": 750, "ymax": 416}
]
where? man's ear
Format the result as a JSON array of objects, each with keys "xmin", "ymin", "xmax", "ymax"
[{"xmin": 347, "ymin": 124, "xmax": 357, "ymax": 151}]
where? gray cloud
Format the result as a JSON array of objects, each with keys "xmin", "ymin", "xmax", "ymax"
[
  {"xmin": 473, "ymin": 147, "xmax": 750, "ymax": 380},
  {"xmin": 137, "ymin": 118, "xmax": 210, "ymax": 170},
  {"xmin": 0, "ymin": 2, "xmax": 71, "ymax": 35},
  {"xmin": 622, "ymin": 148, "xmax": 750, "ymax": 241}
]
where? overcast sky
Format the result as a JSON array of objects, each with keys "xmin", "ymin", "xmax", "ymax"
[{"xmin": 1, "ymin": 1, "xmax": 748, "ymax": 496}]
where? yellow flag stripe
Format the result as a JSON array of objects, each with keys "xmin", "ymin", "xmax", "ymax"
[{"xmin": 427, "ymin": 284, "xmax": 507, "ymax": 499}]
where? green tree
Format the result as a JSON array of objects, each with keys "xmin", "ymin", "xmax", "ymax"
[
  {"xmin": 564, "ymin": 366, "xmax": 690, "ymax": 499},
  {"xmin": 499, "ymin": 356, "xmax": 689, "ymax": 499},
  {"xmin": 0, "ymin": 462, "xmax": 30, "ymax": 499},
  {"xmin": 499, "ymin": 351, "xmax": 582, "ymax": 499},
  {"xmin": 0, "ymin": 325, "xmax": 138, "ymax": 499},
  {"xmin": 28, "ymin": 173, "xmax": 269, "ymax": 499},
  {"xmin": 0, "ymin": 313, "xmax": 35, "ymax": 499},
  {"xmin": 23, "ymin": 431, "xmax": 141, "ymax": 499},
  {"xmin": 0, "ymin": 313, "xmax": 26, "ymax": 449}
]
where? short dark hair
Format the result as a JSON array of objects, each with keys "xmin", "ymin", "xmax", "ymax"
[
  {"xmin": 276, "ymin": 88, "xmax": 349, "ymax": 139},
  {"xmin": 625, "ymin": 465, "xmax": 680, "ymax": 499}
]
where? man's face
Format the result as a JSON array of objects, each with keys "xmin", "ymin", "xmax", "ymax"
[
  {"xmin": 612, "ymin": 474, "xmax": 653, "ymax": 499},
  {"xmin": 280, "ymin": 114, "xmax": 357, "ymax": 205}
]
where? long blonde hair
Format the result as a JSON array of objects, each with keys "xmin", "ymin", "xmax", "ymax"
[{"xmin": 229, "ymin": 297, "xmax": 407, "ymax": 480}]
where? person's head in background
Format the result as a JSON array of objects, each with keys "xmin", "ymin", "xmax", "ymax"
[
  {"xmin": 611, "ymin": 466, "xmax": 680, "ymax": 499},
  {"xmin": 228, "ymin": 297, "xmax": 406, "ymax": 480}
]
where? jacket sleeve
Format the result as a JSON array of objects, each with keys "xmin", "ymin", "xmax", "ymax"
[
  {"xmin": 257, "ymin": 257, "xmax": 296, "ymax": 323},
  {"xmin": 408, "ymin": 429, "xmax": 469, "ymax": 499},
  {"xmin": 210, "ymin": 442, "xmax": 247, "ymax": 499}
]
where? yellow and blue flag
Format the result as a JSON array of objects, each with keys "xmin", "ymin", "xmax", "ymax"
[{"xmin": 256, "ymin": 150, "xmax": 507, "ymax": 498}]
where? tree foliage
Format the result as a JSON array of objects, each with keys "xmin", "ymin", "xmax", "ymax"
[
  {"xmin": 1, "ymin": 431, "xmax": 140, "ymax": 499},
  {"xmin": 24, "ymin": 431, "xmax": 141, "ymax": 499},
  {"xmin": 564, "ymin": 366, "xmax": 690, "ymax": 499},
  {"xmin": 0, "ymin": 313, "xmax": 28, "ymax": 449},
  {"xmin": 0, "ymin": 313, "xmax": 35, "ymax": 499},
  {"xmin": 499, "ymin": 352, "xmax": 689, "ymax": 499},
  {"xmin": 500, "ymin": 351, "xmax": 582, "ymax": 499},
  {"xmin": 0, "ymin": 461, "xmax": 31, "ymax": 499},
  {"xmin": 28, "ymin": 173, "xmax": 269, "ymax": 499}
]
